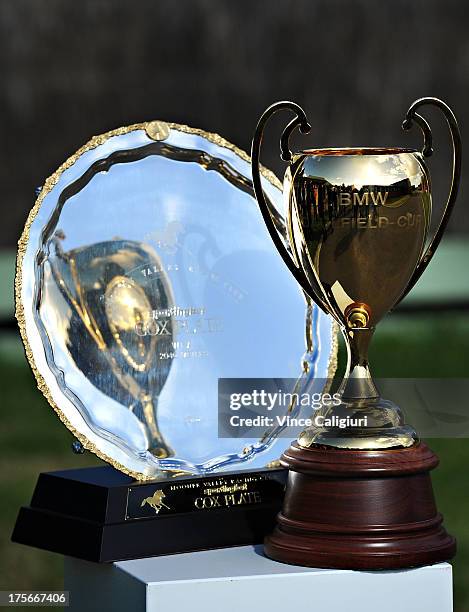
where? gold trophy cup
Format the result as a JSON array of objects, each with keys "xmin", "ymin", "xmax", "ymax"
[{"xmin": 251, "ymin": 97, "xmax": 461, "ymax": 569}]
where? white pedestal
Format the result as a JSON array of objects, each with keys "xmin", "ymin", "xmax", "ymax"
[{"xmin": 64, "ymin": 545, "xmax": 453, "ymax": 612}]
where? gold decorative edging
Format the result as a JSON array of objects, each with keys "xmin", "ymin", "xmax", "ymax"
[
  {"xmin": 328, "ymin": 320, "xmax": 340, "ymax": 382},
  {"xmin": 15, "ymin": 120, "xmax": 336, "ymax": 481}
]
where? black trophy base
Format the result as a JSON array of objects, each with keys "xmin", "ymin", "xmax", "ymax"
[{"xmin": 12, "ymin": 465, "xmax": 286, "ymax": 563}]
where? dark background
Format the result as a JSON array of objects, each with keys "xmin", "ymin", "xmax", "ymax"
[{"xmin": 1, "ymin": 0, "xmax": 469, "ymax": 248}]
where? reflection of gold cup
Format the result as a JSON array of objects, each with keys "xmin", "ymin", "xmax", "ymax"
[
  {"xmin": 252, "ymin": 97, "xmax": 461, "ymax": 450},
  {"xmin": 50, "ymin": 238, "xmax": 175, "ymax": 458}
]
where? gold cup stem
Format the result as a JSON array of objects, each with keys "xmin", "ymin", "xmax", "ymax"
[{"xmin": 340, "ymin": 327, "xmax": 379, "ymax": 401}]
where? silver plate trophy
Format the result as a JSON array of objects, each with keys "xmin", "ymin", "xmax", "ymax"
[{"xmin": 16, "ymin": 120, "xmax": 337, "ymax": 480}]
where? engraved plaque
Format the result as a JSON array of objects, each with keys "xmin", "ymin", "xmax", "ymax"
[{"xmin": 125, "ymin": 470, "xmax": 286, "ymax": 520}]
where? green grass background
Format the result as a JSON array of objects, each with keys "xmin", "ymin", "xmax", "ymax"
[{"xmin": 1, "ymin": 313, "xmax": 468, "ymax": 609}]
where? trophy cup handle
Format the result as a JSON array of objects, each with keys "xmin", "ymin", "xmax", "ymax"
[
  {"xmin": 399, "ymin": 97, "xmax": 462, "ymax": 301},
  {"xmin": 251, "ymin": 101, "xmax": 324, "ymax": 306}
]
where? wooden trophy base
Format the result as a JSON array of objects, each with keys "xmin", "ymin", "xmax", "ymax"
[{"xmin": 264, "ymin": 442, "xmax": 456, "ymax": 570}]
